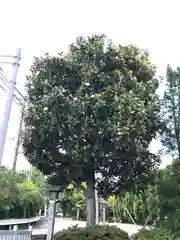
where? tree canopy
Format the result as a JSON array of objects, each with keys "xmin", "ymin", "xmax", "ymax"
[
  {"xmin": 23, "ymin": 34, "xmax": 161, "ymax": 225},
  {"xmin": 161, "ymin": 65, "xmax": 180, "ymax": 158}
]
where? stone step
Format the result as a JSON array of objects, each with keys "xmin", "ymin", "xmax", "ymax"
[{"xmin": 31, "ymin": 234, "xmax": 47, "ymax": 240}]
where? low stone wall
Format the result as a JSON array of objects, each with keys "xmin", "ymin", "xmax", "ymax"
[{"xmin": 0, "ymin": 216, "xmax": 41, "ymax": 230}]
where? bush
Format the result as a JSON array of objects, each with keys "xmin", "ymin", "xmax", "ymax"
[
  {"xmin": 54, "ymin": 225, "xmax": 130, "ymax": 240},
  {"xmin": 157, "ymin": 213, "xmax": 180, "ymax": 236},
  {"xmin": 131, "ymin": 228, "xmax": 175, "ymax": 240}
]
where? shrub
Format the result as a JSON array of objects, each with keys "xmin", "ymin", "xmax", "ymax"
[
  {"xmin": 157, "ymin": 212, "xmax": 180, "ymax": 236},
  {"xmin": 131, "ymin": 227, "xmax": 175, "ymax": 240},
  {"xmin": 54, "ymin": 225, "xmax": 130, "ymax": 240}
]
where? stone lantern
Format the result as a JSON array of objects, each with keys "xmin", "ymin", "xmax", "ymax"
[{"xmin": 46, "ymin": 185, "xmax": 65, "ymax": 240}]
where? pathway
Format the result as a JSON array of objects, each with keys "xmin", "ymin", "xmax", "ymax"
[{"xmin": 32, "ymin": 218, "xmax": 145, "ymax": 236}]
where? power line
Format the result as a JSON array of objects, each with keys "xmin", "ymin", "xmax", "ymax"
[
  {"xmin": 0, "ymin": 81, "xmax": 23, "ymax": 107},
  {"xmin": 0, "ymin": 82, "xmax": 6, "ymax": 92},
  {"xmin": 0, "ymin": 70, "xmax": 25, "ymax": 99},
  {"xmin": 0, "ymin": 72, "xmax": 24, "ymax": 104},
  {"xmin": 0, "ymin": 54, "xmax": 17, "ymax": 58},
  {"xmin": 0, "ymin": 72, "xmax": 10, "ymax": 87}
]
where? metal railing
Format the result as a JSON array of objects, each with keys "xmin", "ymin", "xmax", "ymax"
[{"xmin": 0, "ymin": 226, "xmax": 32, "ymax": 240}]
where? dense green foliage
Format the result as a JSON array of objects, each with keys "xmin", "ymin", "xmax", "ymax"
[
  {"xmin": 161, "ymin": 65, "xmax": 180, "ymax": 158},
  {"xmin": 0, "ymin": 166, "xmax": 45, "ymax": 219},
  {"xmin": 132, "ymin": 228, "xmax": 176, "ymax": 240},
  {"xmin": 1, "ymin": 35, "xmax": 178, "ymax": 235},
  {"xmin": 54, "ymin": 225, "xmax": 130, "ymax": 240},
  {"xmin": 59, "ymin": 184, "xmax": 86, "ymax": 220},
  {"xmin": 107, "ymin": 159, "xmax": 180, "ymax": 234},
  {"xmin": 23, "ymin": 34, "xmax": 161, "ymax": 193},
  {"xmin": 23, "ymin": 34, "xmax": 161, "ymax": 226}
]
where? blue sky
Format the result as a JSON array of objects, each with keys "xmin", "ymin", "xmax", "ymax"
[{"xmin": 0, "ymin": 0, "xmax": 179, "ymax": 170}]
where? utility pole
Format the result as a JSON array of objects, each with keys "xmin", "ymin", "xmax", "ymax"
[
  {"xmin": 0, "ymin": 48, "xmax": 21, "ymax": 165},
  {"xmin": 12, "ymin": 100, "xmax": 25, "ymax": 171}
]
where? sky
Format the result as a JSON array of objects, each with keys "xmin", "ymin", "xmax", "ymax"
[{"xmin": 0, "ymin": 0, "xmax": 179, "ymax": 170}]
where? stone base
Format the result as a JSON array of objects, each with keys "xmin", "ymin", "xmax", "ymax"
[{"xmin": 31, "ymin": 234, "xmax": 47, "ymax": 240}]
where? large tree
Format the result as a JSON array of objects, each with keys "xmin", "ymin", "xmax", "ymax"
[
  {"xmin": 23, "ymin": 34, "xmax": 161, "ymax": 226},
  {"xmin": 161, "ymin": 65, "xmax": 180, "ymax": 158}
]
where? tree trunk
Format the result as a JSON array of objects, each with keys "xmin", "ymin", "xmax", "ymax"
[
  {"xmin": 86, "ymin": 180, "xmax": 95, "ymax": 226},
  {"xmin": 76, "ymin": 208, "xmax": 80, "ymax": 221},
  {"xmin": 102, "ymin": 204, "xmax": 106, "ymax": 224},
  {"xmin": 23, "ymin": 209, "xmax": 27, "ymax": 218},
  {"xmin": 113, "ymin": 208, "xmax": 116, "ymax": 221},
  {"xmin": 5, "ymin": 210, "xmax": 8, "ymax": 219}
]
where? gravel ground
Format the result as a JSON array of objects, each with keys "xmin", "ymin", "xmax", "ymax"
[{"xmin": 32, "ymin": 218, "xmax": 146, "ymax": 236}]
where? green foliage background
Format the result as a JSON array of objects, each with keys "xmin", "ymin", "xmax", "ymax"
[
  {"xmin": 107, "ymin": 158, "xmax": 180, "ymax": 234},
  {"xmin": 0, "ymin": 166, "xmax": 46, "ymax": 219}
]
